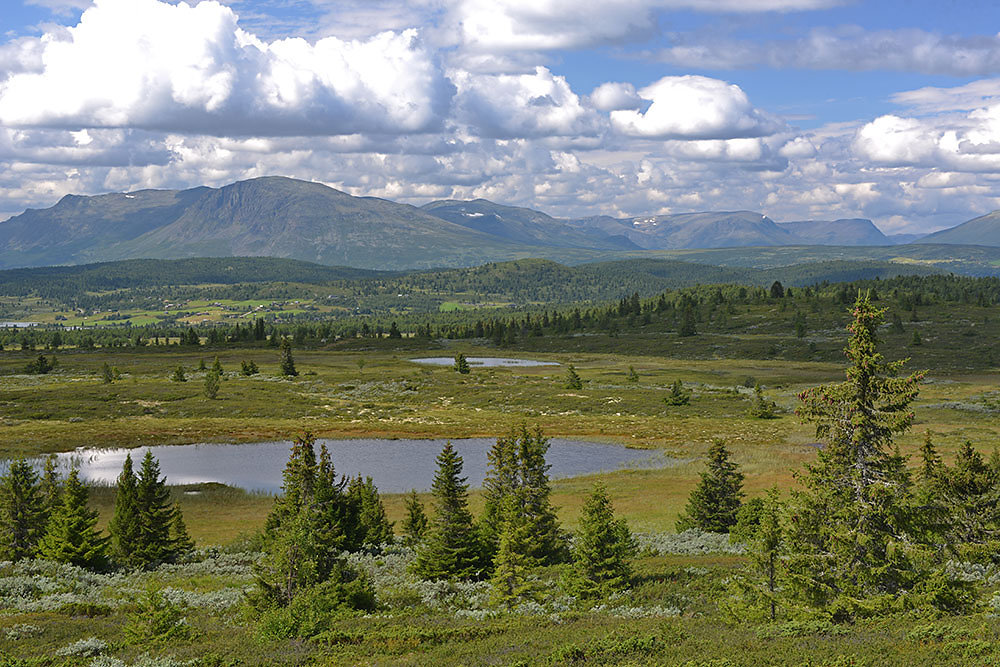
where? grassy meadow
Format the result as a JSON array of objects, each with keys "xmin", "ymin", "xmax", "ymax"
[{"xmin": 3, "ymin": 298, "xmax": 1000, "ymax": 664}]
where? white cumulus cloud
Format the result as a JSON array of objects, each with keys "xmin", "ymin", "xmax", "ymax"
[
  {"xmin": 451, "ymin": 66, "xmax": 601, "ymax": 138},
  {"xmin": 0, "ymin": 0, "xmax": 452, "ymax": 136},
  {"xmin": 610, "ymin": 75, "xmax": 783, "ymax": 140}
]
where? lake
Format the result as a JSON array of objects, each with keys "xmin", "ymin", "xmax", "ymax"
[
  {"xmin": 410, "ymin": 357, "xmax": 559, "ymax": 367},
  {"xmin": 50, "ymin": 438, "xmax": 666, "ymax": 494}
]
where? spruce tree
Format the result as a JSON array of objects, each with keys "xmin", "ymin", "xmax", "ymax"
[
  {"xmin": 109, "ymin": 454, "xmax": 141, "ymax": 567},
  {"xmin": 412, "ymin": 442, "xmax": 482, "ymax": 580},
  {"xmin": 747, "ymin": 384, "xmax": 778, "ymax": 419},
  {"xmin": 676, "ymin": 439, "xmax": 744, "ymax": 533},
  {"xmin": 279, "ymin": 338, "xmax": 298, "ymax": 377},
  {"xmin": 211, "ymin": 356, "xmax": 224, "ymax": 375},
  {"xmin": 490, "ymin": 496, "xmax": 535, "ymax": 608},
  {"xmin": 937, "ymin": 441, "xmax": 1000, "ymax": 553},
  {"xmin": 348, "ymin": 475, "xmax": 394, "ymax": 547},
  {"xmin": 565, "ymin": 365, "xmax": 583, "ymax": 390},
  {"xmin": 563, "ymin": 484, "xmax": 634, "ymax": 599},
  {"xmin": 204, "ymin": 368, "xmax": 220, "ymax": 399},
  {"xmin": 134, "ymin": 451, "xmax": 177, "ymax": 565},
  {"xmin": 626, "ymin": 365, "xmax": 640, "ymax": 383},
  {"xmin": 789, "ymin": 291, "xmax": 925, "ymax": 612},
  {"xmin": 38, "ymin": 468, "xmax": 108, "ymax": 569},
  {"xmin": 39, "ymin": 454, "xmax": 62, "ymax": 531},
  {"xmin": 401, "ymin": 490, "xmax": 428, "ymax": 546},
  {"xmin": 101, "ymin": 362, "xmax": 114, "ymax": 384},
  {"xmin": 169, "ymin": 505, "xmax": 195, "ymax": 555},
  {"xmin": 736, "ymin": 487, "xmax": 785, "ymax": 621},
  {"xmin": 0, "ymin": 458, "xmax": 45, "ymax": 561},
  {"xmin": 664, "ymin": 379, "xmax": 690, "ymax": 406},
  {"xmin": 253, "ymin": 434, "xmax": 366, "ymax": 609},
  {"xmin": 453, "ymin": 353, "xmax": 471, "ymax": 374},
  {"xmin": 171, "ymin": 365, "xmax": 187, "ymax": 382},
  {"xmin": 480, "ymin": 426, "xmax": 567, "ymax": 567}
]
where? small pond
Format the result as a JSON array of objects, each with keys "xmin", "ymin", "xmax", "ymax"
[
  {"xmin": 410, "ymin": 357, "xmax": 559, "ymax": 367},
  {"xmin": 50, "ymin": 438, "xmax": 667, "ymax": 494},
  {"xmin": 0, "ymin": 322, "xmax": 37, "ymax": 328}
]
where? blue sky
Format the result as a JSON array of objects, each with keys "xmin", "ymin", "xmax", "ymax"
[{"xmin": 3, "ymin": 0, "xmax": 1000, "ymax": 233}]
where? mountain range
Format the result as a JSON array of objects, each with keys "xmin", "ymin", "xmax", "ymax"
[{"xmin": 1, "ymin": 175, "xmax": 996, "ymax": 271}]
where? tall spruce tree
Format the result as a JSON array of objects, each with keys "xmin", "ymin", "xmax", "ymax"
[
  {"xmin": 253, "ymin": 434, "xmax": 368, "ymax": 610},
  {"xmin": 38, "ymin": 468, "xmax": 108, "ymax": 569},
  {"xmin": 676, "ymin": 439, "xmax": 744, "ymax": 533},
  {"xmin": 412, "ymin": 442, "xmax": 482, "ymax": 580},
  {"xmin": 109, "ymin": 454, "xmax": 141, "ymax": 566},
  {"xmin": 480, "ymin": 426, "xmax": 568, "ymax": 567},
  {"xmin": 563, "ymin": 483, "xmax": 634, "ymax": 599},
  {"xmin": 135, "ymin": 451, "xmax": 178, "ymax": 565},
  {"xmin": 0, "ymin": 458, "xmax": 45, "ymax": 561},
  {"xmin": 788, "ymin": 291, "xmax": 926, "ymax": 612}
]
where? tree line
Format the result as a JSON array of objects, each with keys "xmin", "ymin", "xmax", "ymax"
[{"xmin": 0, "ymin": 451, "xmax": 192, "ymax": 570}]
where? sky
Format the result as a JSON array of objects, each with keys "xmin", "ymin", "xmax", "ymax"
[{"xmin": 3, "ymin": 1, "xmax": 1000, "ymax": 233}]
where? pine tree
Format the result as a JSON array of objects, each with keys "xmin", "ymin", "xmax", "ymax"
[
  {"xmin": 38, "ymin": 468, "xmax": 108, "ymax": 569},
  {"xmin": 0, "ymin": 459, "xmax": 45, "ymax": 561},
  {"xmin": 109, "ymin": 454, "xmax": 141, "ymax": 567},
  {"xmin": 563, "ymin": 484, "xmax": 634, "ymax": 599},
  {"xmin": 134, "ymin": 451, "xmax": 177, "ymax": 565},
  {"xmin": 626, "ymin": 365, "xmax": 639, "ymax": 383},
  {"xmin": 564, "ymin": 365, "xmax": 583, "ymax": 390},
  {"xmin": 679, "ymin": 303, "xmax": 697, "ymax": 337},
  {"xmin": 101, "ymin": 362, "xmax": 114, "ymax": 384},
  {"xmin": 453, "ymin": 353, "xmax": 471, "ymax": 374},
  {"xmin": 676, "ymin": 439, "xmax": 744, "ymax": 533},
  {"xmin": 204, "ymin": 368, "xmax": 220, "ymax": 399},
  {"xmin": 171, "ymin": 365, "xmax": 187, "ymax": 382},
  {"xmin": 211, "ymin": 356, "xmax": 224, "ymax": 375},
  {"xmin": 789, "ymin": 291, "xmax": 925, "ymax": 612},
  {"xmin": 279, "ymin": 338, "xmax": 298, "ymax": 377},
  {"xmin": 412, "ymin": 442, "xmax": 482, "ymax": 580},
  {"xmin": 664, "ymin": 379, "xmax": 690, "ymax": 406},
  {"xmin": 240, "ymin": 360, "xmax": 259, "ymax": 376},
  {"xmin": 348, "ymin": 475, "xmax": 394, "ymax": 547},
  {"xmin": 401, "ymin": 490, "xmax": 428, "ymax": 546},
  {"xmin": 198, "ymin": 358, "xmax": 207, "ymax": 371}
]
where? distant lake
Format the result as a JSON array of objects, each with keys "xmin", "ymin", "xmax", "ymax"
[
  {"xmin": 0, "ymin": 322, "xmax": 37, "ymax": 328},
  {"xmin": 49, "ymin": 438, "xmax": 665, "ymax": 494},
  {"xmin": 410, "ymin": 357, "xmax": 559, "ymax": 367}
]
